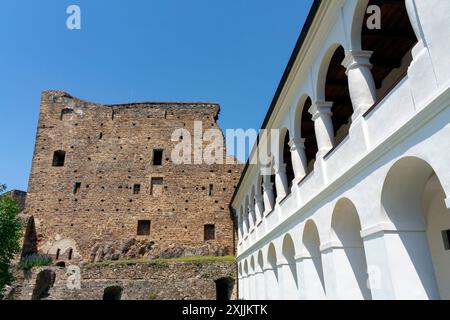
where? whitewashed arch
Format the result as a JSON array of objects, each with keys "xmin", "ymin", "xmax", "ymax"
[
  {"xmin": 301, "ymin": 219, "xmax": 326, "ymax": 299},
  {"xmin": 349, "ymin": 0, "xmax": 370, "ymax": 51},
  {"xmin": 293, "ymin": 95, "xmax": 313, "ymax": 140},
  {"xmin": 265, "ymin": 243, "xmax": 279, "ymax": 300},
  {"xmin": 281, "ymin": 233, "xmax": 299, "ymax": 299},
  {"xmin": 330, "ymin": 198, "xmax": 372, "ymax": 300},
  {"xmin": 379, "ymin": 156, "xmax": 446, "ymax": 299},
  {"xmin": 315, "ymin": 43, "xmax": 347, "ymax": 101}
]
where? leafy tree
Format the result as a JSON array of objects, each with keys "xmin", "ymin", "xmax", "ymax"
[{"xmin": 0, "ymin": 184, "xmax": 22, "ymax": 298}]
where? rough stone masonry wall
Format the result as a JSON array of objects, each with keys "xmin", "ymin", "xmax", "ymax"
[
  {"xmin": 13, "ymin": 261, "xmax": 236, "ymax": 300},
  {"xmin": 23, "ymin": 91, "xmax": 242, "ymax": 263}
]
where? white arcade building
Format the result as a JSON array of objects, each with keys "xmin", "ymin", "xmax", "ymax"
[{"xmin": 231, "ymin": 0, "xmax": 450, "ymax": 300}]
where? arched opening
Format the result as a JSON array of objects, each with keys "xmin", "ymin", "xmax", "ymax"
[
  {"xmin": 381, "ymin": 157, "xmax": 449, "ymax": 299},
  {"xmin": 60, "ymin": 108, "xmax": 74, "ymax": 120},
  {"xmin": 239, "ymin": 207, "xmax": 245, "ymax": 240},
  {"xmin": 215, "ymin": 277, "xmax": 234, "ymax": 301},
  {"xmin": 257, "ymin": 175, "xmax": 265, "ymax": 215},
  {"xmin": 302, "ymin": 220, "xmax": 325, "ymax": 299},
  {"xmin": 32, "ymin": 270, "xmax": 55, "ymax": 300},
  {"xmin": 244, "ymin": 197, "xmax": 250, "ymax": 235},
  {"xmin": 52, "ymin": 150, "xmax": 66, "ymax": 167},
  {"xmin": 250, "ymin": 187, "xmax": 256, "ymax": 226},
  {"xmin": 298, "ymin": 97, "xmax": 317, "ymax": 175},
  {"xmin": 324, "ymin": 46, "xmax": 353, "ymax": 147},
  {"xmin": 21, "ymin": 216, "xmax": 38, "ymax": 258},
  {"xmin": 280, "ymin": 129, "xmax": 295, "ymax": 192},
  {"xmin": 331, "ymin": 199, "xmax": 371, "ymax": 300},
  {"xmin": 55, "ymin": 261, "xmax": 66, "ymax": 268},
  {"xmin": 270, "ymin": 174, "xmax": 277, "ymax": 202},
  {"xmin": 103, "ymin": 286, "xmax": 123, "ymax": 300},
  {"xmin": 361, "ymin": 0, "xmax": 417, "ymax": 100},
  {"xmin": 266, "ymin": 243, "xmax": 279, "ymax": 300},
  {"xmin": 282, "ymin": 234, "xmax": 298, "ymax": 300}
]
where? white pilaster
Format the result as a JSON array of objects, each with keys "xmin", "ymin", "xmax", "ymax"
[
  {"xmin": 289, "ymin": 138, "xmax": 308, "ymax": 183},
  {"xmin": 274, "ymin": 163, "xmax": 289, "ymax": 202},
  {"xmin": 262, "ymin": 175, "xmax": 275, "ymax": 213}
]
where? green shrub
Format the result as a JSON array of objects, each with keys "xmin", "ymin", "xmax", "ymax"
[{"xmin": 20, "ymin": 254, "xmax": 52, "ymax": 270}]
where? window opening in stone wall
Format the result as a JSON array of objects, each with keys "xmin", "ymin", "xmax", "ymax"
[
  {"xmin": 204, "ymin": 224, "xmax": 215, "ymax": 241},
  {"xmin": 68, "ymin": 248, "xmax": 73, "ymax": 260},
  {"xmin": 52, "ymin": 150, "xmax": 66, "ymax": 167},
  {"xmin": 152, "ymin": 149, "xmax": 163, "ymax": 166},
  {"xmin": 137, "ymin": 220, "xmax": 151, "ymax": 236},
  {"xmin": 133, "ymin": 184, "xmax": 141, "ymax": 195},
  {"xmin": 103, "ymin": 286, "xmax": 123, "ymax": 300},
  {"xmin": 150, "ymin": 178, "xmax": 163, "ymax": 196},
  {"xmin": 208, "ymin": 184, "xmax": 213, "ymax": 196},
  {"xmin": 73, "ymin": 182, "xmax": 81, "ymax": 194},
  {"xmin": 60, "ymin": 108, "xmax": 74, "ymax": 120},
  {"xmin": 55, "ymin": 249, "xmax": 60, "ymax": 260},
  {"xmin": 215, "ymin": 277, "xmax": 234, "ymax": 301}
]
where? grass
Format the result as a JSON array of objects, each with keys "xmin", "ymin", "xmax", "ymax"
[
  {"xmin": 148, "ymin": 292, "xmax": 158, "ymax": 300},
  {"xmin": 19, "ymin": 254, "xmax": 52, "ymax": 270},
  {"xmin": 91, "ymin": 255, "xmax": 235, "ymax": 267}
]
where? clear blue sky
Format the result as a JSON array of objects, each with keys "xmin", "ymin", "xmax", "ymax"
[{"xmin": 0, "ymin": 0, "xmax": 313, "ymax": 191}]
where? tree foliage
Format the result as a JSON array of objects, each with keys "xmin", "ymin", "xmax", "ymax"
[{"xmin": 0, "ymin": 184, "xmax": 23, "ymax": 298}]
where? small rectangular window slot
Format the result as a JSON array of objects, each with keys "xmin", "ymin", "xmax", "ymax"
[
  {"xmin": 73, "ymin": 182, "xmax": 81, "ymax": 194},
  {"xmin": 137, "ymin": 220, "xmax": 151, "ymax": 236}
]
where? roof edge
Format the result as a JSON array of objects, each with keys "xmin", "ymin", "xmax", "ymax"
[{"xmin": 230, "ymin": 0, "xmax": 323, "ymax": 208}]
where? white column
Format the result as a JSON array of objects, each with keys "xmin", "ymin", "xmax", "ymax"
[
  {"xmin": 250, "ymin": 271, "xmax": 257, "ymax": 300},
  {"xmin": 320, "ymin": 241, "xmax": 371, "ymax": 300},
  {"xmin": 301, "ymin": 252, "xmax": 326, "ymax": 300},
  {"xmin": 278, "ymin": 258, "xmax": 299, "ymax": 300},
  {"xmin": 238, "ymin": 276, "xmax": 243, "ymax": 299},
  {"xmin": 243, "ymin": 210, "xmax": 249, "ymax": 238},
  {"xmin": 255, "ymin": 267, "xmax": 265, "ymax": 300},
  {"xmin": 403, "ymin": 0, "xmax": 440, "ymax": 106},
  {"xmin": 242, "ymin": 274, "xmax": 248, "ymax": 300},
  {"xmin": 237, "ymin": 213, "xmax": 243, "ymax": 243},
  {"xmin": 254, "ymin": 194, "xmax": 264, "ymax": 223},
  {"xmin": 342, "ymin": 50, "xmax": 377, "ymax": 120},
  {"xmin": 262, "ymin": 175, "xmax": 275, "ymax": 213},
  {"xmin": 274, "ymin": 163, "xmax": 289, "ymax": 202},
  {"xmin": 295, "ymin": 255, "xmax": 306, "ymax": 300},
  {"xmin": 309, "ymin": 102, "xmax": 334, "ymax": 156},
  {"xmin": 248, "ymin": 205, "xmax": 255, "ymax": 231},
  {"xmin": 263, "ymin": 264, "xmax": 279, "ymax": 300},
  {"xmin": 361, "ymin": 223, "xmax": 440, "ymax": 300},
  {"xmin": 276, "ymin": 261, "xmax": 285, "ymax": 300},
  {"xmin": 289, "ymin": 138, "xmax": 308, "ymax": 182},
  {"xmin": 320, "ymin": 245, "xmax": 338, "ymax": 300},
  {"xmin": 248, "ymin": 205, "xmax": 256, "ymax": 244}
]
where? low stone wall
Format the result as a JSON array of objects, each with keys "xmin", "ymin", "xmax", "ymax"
[{"xmin": 14, "ymin": 260, "xmax": 236, "ymax": 300}]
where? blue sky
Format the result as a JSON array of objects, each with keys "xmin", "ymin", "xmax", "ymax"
[{"xmin": 0, "ymin": 0, "xmax": 313, "ymax": 191}]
